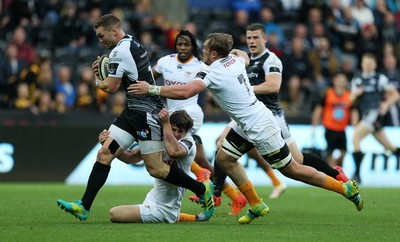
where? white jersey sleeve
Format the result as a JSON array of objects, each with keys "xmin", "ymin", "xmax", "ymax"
[
  {"xmin": 195, "ymin": 54, "xmax": 266, "ymax": 130},
  {"xmin": 263, "ymin": 51, "xmax": 283, "ymax": 76},
  {"xmin": 109, "ymin": 39, "xmax": 139, "ymax": 81}
]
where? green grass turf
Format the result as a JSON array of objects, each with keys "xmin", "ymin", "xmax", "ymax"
[{"xmin": 0, "ymin": 183, "xmax": 399, "ymax": 242}]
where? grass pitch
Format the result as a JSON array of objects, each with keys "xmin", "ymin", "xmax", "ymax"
[{"xmin": 0, "ymin": 183, "xmax": 398, "ymax": 242}]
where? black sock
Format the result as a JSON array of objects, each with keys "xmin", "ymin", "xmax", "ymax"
[
  {"xmin": 352, "ymin": 151, "xmax": 364, "ymax": 177},
  {"xmin": 302, "ymin": 152, "xmax": 338, "ymax": 178},
  {"xmin": 81, "ymin": 162, "xmax": 110, "ymax": 210},
  {"xmin": 213, "ymin": 153, "xmax": 227, "ymax": 197},
  {"xmin": 165, "ymin": 164, "xmax": 205, "ymax": 197}
]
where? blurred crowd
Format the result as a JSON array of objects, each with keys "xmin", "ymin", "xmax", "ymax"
[{"xmin": 0, "ymin": 0, "xmax": 399, "ymax": 121}]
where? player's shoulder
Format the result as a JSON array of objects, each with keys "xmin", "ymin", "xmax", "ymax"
[
  {"xmin": 265, "ymin": 50, "xmax": 282, "ymax": 65},
  {"xmin": 179, "ymin": 136, "xmax": 195, "ymax": 149}
]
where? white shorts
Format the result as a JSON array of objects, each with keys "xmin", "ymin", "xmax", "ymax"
[
  {"xmin": 231, "ymin": 108, "xmax": 285, "ymax": 156},
  {"xmin": 229, "ymin": 114, "xmax": 294, "ymax": 145},
  {"xmin": 275, "ymin": 114, "xmax": 294, "ymax": 145},
  {"xmin": 139, "ymin": 203, "xmax": 177, "ymax": 224}
]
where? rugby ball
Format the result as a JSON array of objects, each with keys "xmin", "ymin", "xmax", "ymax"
[{"xmin": 98, "ymin": 54, "xmax": 110, "ymax": 81}]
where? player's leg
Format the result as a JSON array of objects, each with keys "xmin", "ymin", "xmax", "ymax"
[
  {"xmin": 217, "ymin": 128, "xmax": 269, "ymax": 223},
  {"xmin": 373, "ymin": 129, "xmax": 400, "ymax": 154},
  {"xmin": 109, "ymin": 205, "xmax": 142, "ymax": 223},
  {"xmin": 289, "ymin": 140, "xmax": 349, "ymax": 182},
  {"xmin": 278, "ymin": 115, "xmax": 347, "ymax": 181},
  {"xmin": 333, "ymin": 130, "xmax": 348, "ymax": 168},
  {"xmin": 247, "ymin": 148, "xmax": 287, "ymax": 199},
  {"xmin": 192, "ymin": 134, "xmax": 214, "ymax": 179},
  {"xmin": 263, "ymin": 143, "xmax": 364, "ymax": 211},
  {"xmin": 352, "ymin": 123, "xmax": 371, "ymax": 182},
  {"xmin": 57, "ymin": 118, "xmax": 131, "ymax": 221}
]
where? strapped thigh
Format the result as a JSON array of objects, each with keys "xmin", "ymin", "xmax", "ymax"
[
  {"xmin": 261, "ymin": 143, "xmax": 292, "ymax": 169},
  {"xmin": 221, "ymin": 128, "xmax": 254, "ymax": 159}
]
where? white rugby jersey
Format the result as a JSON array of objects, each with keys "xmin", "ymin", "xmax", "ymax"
[
  {"xmin": 143, "ymin": 133, "xmax": 196, "ymax": 223},
  {"xmin": 195, "ymin": 54, "xmax": 267, "ymax": 131},
  {"xmin": 154, "ymin": 54, "xmax": 206, "ymax": 112},
  {"xmin": 155, "ymin": 54, "xmax": 206, "ymax": 132}
]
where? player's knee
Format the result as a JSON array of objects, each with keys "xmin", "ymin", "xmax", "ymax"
[
  {"xmin": 109, "ymin": 207, "xmax": 120, "ymax": 223},
  {"xmin": 145, "ymin": 165, "xmax": 165, "ymax": 179},
  {"xmin": 216, "ymin": 150, "xmax": 236, "ymax": 168}
]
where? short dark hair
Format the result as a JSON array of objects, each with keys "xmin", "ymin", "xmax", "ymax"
[
  {"xmin": 206, "ymin": 33, "xmax": 233, "ymax": 57},
  {"xmin": 175, "ymin": 30, "xmax": 200, "ymax": 59},
  {"xmin": 169, "ymin": 110, "xmax": 193, "ymax": 133},
  {"xmin": 247, "ymin": 23, "xmax": 266, "ymax": 35},
  {"xmin": 94, "ymin": 14, "xmax": 121, "ymax": 30}
]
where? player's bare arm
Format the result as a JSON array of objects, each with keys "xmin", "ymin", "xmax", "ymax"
[
  {"xmin": 380, "ymin": 86, "xmax": 400, "ymax": 114},
  {"xmin": 127, "ymin": 80, "xmax": 206, "ymax": 100},
  {"xmin": 158, "ymin": 109, "xmax": 187, "ymax": 159},
  {"xmin": 252, "ymin": 73, "xmax": 281, "ymax": 94}
]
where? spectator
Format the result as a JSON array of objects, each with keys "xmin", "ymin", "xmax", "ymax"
[
  {"xmin": 308, "ymin": 37, "xmax": 340, "ymax": 82},
  {"xmin": 12, "ymin": 82, "xmax": 33, "ymax": 110},
  {"xmin": 379, "ymin": 12, "xmax": 399, "ymax": 45},
  {"xmin": 372, "ymin": 0, "xmax": 390, "ymax": 29},
  {"xmin": 351, "ymin": 0, "xmax": 374, "ymax": 29},
  {"xmin": 32, "ymin": 58, "xmax": 56, "ymax": 105},
  {"xmin": 54, "ymin": 65, "xmax": 76, "ymax": 109},
  {"xmin": 32, "ymin": 90, "xmax": 54, "ymax": 114},
  {"xmin": 309, "ymin": 22, "xmax": 329, "ymax": 49},
  {"xmin": 230, "ymin": 9, "xmax": 249, "ymax": 51},
  {"xmin": 259, "ymin": 7, "xmax": 286, "ymax": 48},
  {"xmin": 0, "ymin": 43, "xmax": 28, "ymax": 107},
  {"xmin": 356, "ymin": 23, "xmax": 380, "ymax": 64},
  {"xmin": 10, "ymin": 26, "xmax": 36, "ymax": 65},
  {"xmin": 281, "ymin": 36, "xmax": 314, "ymax": 103},
  {"xmin": 109, "ymin": 91, "xmax": 126, "ymax": 115},
  {"xmin": 53, "ymin": 1, "xmax": 87, "ymax": 53},
  {"xmin": 330, "ymin": 6, "xmax": 360, "ymax": 68},
  {"xmin": 260, "ymin": 0, "xmax": 284, "ymax": 22},
  {"xmin": 54, "ymin": 91, "xmax": 67, "ymax": 113},
  {"xmin": 291, "ymin": 23, "xmax": 312, "ymax": 52},
  {"xmin": 75, "ymin": 82, "xmax": 95, "ymax": 111},
  {"xmin": 297, "ymin": 0, "xmax": 330, "ymax": 24},
  {"xmin": 231, "ymin": 0, "xmax": 262, "ymax": 22}
]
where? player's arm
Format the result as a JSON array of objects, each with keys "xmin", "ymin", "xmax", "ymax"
[
  {"xmin": 96, "ymin": 76, "xmax": 122, "ymax": 93},
  {"xmin": 252, "ymin": 73, "xmax": 281, "ymax": 94},
  {"xmin": 98, "ymin": 129, "xmax": 142, "ymax": 164},
  {"xmin": 380, "ymin": 85, "xmax": 400, "ymax": 114},
  {"xmin": 158, "ymin": 108, "xmax": 188, "ymax": 159},
  {"xmin": 127, "ymin": 79, "xmax": 206, "ymax": 100},
  {"xmin": 230, "ymin": 49, "xmax": 250, "ymax": 66},
  {"xmin": 92, "ymin": 56, "xmax": 121, "ymax": 93}
]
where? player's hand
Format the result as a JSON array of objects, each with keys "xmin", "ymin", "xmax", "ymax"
[
  {"xmin": 98, "ymin": 129, "xmax": 110, "ymax": 145},
  {"xmin": 158, "ymin": 108, "xmax": 169, "ymax": 124},
  {"xmin": 127, "ymin": 80, "xmax": 150, "ymax": 94},
  {"xmin": 92, "ymin": 56, "xmax": 101, "ymax": 80}
]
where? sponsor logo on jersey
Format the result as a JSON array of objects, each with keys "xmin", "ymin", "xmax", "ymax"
[
  {"xmin": 180, "ymin": 138, "xmax": 193, "ymax": 149},
  {"xmin": 195, "ymin": 71, "xmax": 207, "ymax": 79},
  {"xmin": 109, "ymin": 63, "xmax": 118, "ymax": 75},
  {"xmin": 269, "ymin": 66, "xmax": 281, "ymax": 73},
  {"xmin": 138, "ymin": 129, "xmax": 150, "ymax": 140}
]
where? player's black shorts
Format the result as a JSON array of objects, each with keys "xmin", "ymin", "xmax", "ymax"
[
  {"xmin": 113, "ymin": 107, "xmax": 162, "ymax": 141},
  {"xmin": 324, "ymin": 128, "xmax": 347, "ymax": 153}
]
